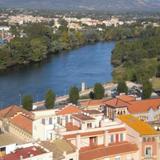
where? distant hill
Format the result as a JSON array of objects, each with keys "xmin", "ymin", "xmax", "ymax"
[{"xmin": 0, "ymin": 0, "xmax": 160, "ymax": 12}]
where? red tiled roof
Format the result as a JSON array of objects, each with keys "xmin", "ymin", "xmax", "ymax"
[
  {"xmin": 104, "ymin": 98, "xmax": 131, "ymax": 108},
  {"xmin": 128, "ymin": 98, "xmax": 160, "ymax": 114},
  {"xmin": 64, "ymin": 131, "xmax": 104, "ymax": 139},
  {"xmin": 73, "ymin": 113, "xmax": 95, "ymax": 121},
  {"xmin": 57, "ymin": 105, "xmax": 81, "ymax": 115},
  {"xmin": 0, "ymin": 105, "xmax": 32, "ymax": 119},
  {"xmin": 108, "ymin": 127, "xmax": 126, "ymax": 133},
  {"xmin": 79, "ymin": 142, "xmax": 138, "ymax": 160},
  {"xmin": 83, "ymin": 110, "xmax": 102, "ymax": 115},
  {"xmin": 117, "ymin": 95, "xmax": 136, "ymax": 102},
  {"xmin": 66, "ymin": 122, "xmax": 80, "ymax": 131},
  {"xmin": 10, "ymin": 114, "xmax": 33, "ymax": 134},
  {"xmin": 3, "ymin": 146, "xmax": 45, "ymax": 160}
]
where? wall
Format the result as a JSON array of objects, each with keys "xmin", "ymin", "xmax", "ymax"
[{"xmin": 9, "ymin": 123, "xmax": 32, "ymax": 142}]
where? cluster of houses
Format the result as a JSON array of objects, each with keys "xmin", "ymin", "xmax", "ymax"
[
  {"xmin": 1, "ymin": 94, "xmax": 160, "ymax": 160},
  {"xmin": 0, "ymin": 26, "xmax": 14, "ymax": 45}
]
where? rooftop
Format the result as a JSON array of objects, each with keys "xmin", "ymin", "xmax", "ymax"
[
  {"xmin": 0, "ymin": 133, "xmax": 25, "ymax": 147},
  {"xmin": 79, "ymin": 141, "xmax": 138, "ymax": 160},
  {"xmin": 3, "ymin": 146, "xmax": 46, "ymax": 160},
  {"xmin": 128, "ymin": 98, "xmax": 160, "ymax": 114},
  {"xmin": 117, "ymin": 95, "xmax": 136, "ymax": 102},
  {"xmin": 66, "ymin": 122, "xmax": 80, "ymax": 131},
  {"xmin": 104, "ymin": 98, "xmax": 131, "ymax": 108},
  {"xmin": 80, "ymin": 99, "xmax": 107, "ymax": 107},
  {"xmin": 118, "ymin": 115, "xmax": 158, "ymax": 136},
  {"xmin": 64, "ymin": 130, "xmax": 104, "ymax": 139},
  {"xmin": 73, "ymin": 113, "xmax": 95, "ymax": 121},
  {"xmin": 56, "ymin": 104, "xmax": 81, "ymax": 115},
  {"xmin": 40, "ymin": 139, "xmax": 76, "ymax": 160},
  {"xmin": 83, "ymin": 110, "xmax": 102, "ymax": 115},
  {"xmin": 0, "ymin": 105, "xmax": 32, "ymax": 120},
  {"xmin": 10, "ymin": 113, "xmax": 33, "ymax": 134}
]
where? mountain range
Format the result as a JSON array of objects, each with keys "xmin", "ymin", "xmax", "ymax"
[{"xmin": 0, "ymin": 0, "xmax": 160, "ymax": 12}]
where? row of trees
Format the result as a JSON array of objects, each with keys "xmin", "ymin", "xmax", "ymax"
[
  {"xmin": 116, "ymin": 80, "xmax": 152, "ymax": 99},
  {"xmin": 22, "ymin": 80, "xmax": 153, "ymax": 111},
  {"xmin": 22, "ymin": 89, "xmax": 56, "ymax": 111},
  {"xmin": 22, "ymin": 83, "xmax": 106, "ymax": 111},
  {"xmin": 0, "ymin": 22, "xmax": 157, "ymax": 70}
]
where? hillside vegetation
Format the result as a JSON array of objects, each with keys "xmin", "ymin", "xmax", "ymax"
[{"xmin": 112, "ymin": 25, "xmax": 160, "ymax": 83}]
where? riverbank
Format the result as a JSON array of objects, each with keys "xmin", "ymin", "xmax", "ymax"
[{"xmin": 0, "ymin": 42, "xmax": 114, "ymax": 106}]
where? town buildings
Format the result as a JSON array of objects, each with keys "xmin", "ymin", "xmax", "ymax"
[{"xmin": 1, "ymin": 95, "xmax": 160, "ymax": 160}]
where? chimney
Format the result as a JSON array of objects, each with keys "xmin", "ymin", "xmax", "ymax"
[
  {"xmin": 20, "ymin": 155, "xmax": 23, "ymax": 160},
  {"xmin": 30, "ymin": 154, "xmax": 34, "ymax": 158},
  {"xmin": 76, "ymin": 134, "xmax": 81, "ymax": 150}
]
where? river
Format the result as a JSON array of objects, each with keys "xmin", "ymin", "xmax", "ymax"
[{"xmin": 0, "ymin": 42, "xmax": 115, "ymax": 107}]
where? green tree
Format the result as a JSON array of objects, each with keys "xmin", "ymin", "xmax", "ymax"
[
  {"xmin": 30, "ymin": 38, "xmax": 47, "ymax": 62},
  {"xmin": 94, "ymin": 83, "xmax": 105, "ymax": 99},
  {"xmin": 117, "ymin": 81, "xmax": 128, "ymax": 94},
  {"xmin": 45, "ymin": 89, "xmax": 56, "ymax": 109},
  {"xmin": 22, "ymin": 95, "xmax": 33, "ymax": 111},
  {"xmin": 156, "ymin": 64, "xmax": 160, "ymax": 77},
  {"xmin": 89, "ymin": 91, "xmax": 95, "ymax": 99},
  {"xmin": 142, "ymin": 81, "xmax": 152, "ymax": 99},
  {"xmin": 69, "ymin": 86, "xmax": 79, "ymax": 104}
]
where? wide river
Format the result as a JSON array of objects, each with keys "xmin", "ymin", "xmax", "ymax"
[{"xmin": 0, "ymin": 42, "xmax": 115, "ymax": 107}]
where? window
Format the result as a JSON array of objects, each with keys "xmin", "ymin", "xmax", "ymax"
[
  {"xmin": 143, "ymin": 137, "xmax": 146, "ymax": 142},
  {"xmin": 87, "ymin": 123, "xmax": 92, "ymax": 128},
  {"xmin": 120, "ymin": 133, "xmax": 124, "ymax": 141},
  {"xmin": 42, "ymin": 118, "xmax": 45, "ymax": 125},
  {"xmin": 145, "ymin": 146, "xmax": 152, "ymax": 158},
  {"xmin": 49, "ymin": 118, "xmax": 52, "ymax": 124},
  {"xmin": 65, "ymin": 115, "xmax": 68, "ymax": 123},
  {"xmin": 90, "ymin": 137, "xmax": 97, "ymax": 146},
  {"xmin": 0, "ymin": 147, "xmax": 6, "ymax": 152},
  {"xmin": 110, "ymin": 134, "xmax": 114, "ymax": 143}
]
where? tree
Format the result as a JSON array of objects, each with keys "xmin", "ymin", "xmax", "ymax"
[
  {"xmin": 142, "ymin": 81, "xmax": 152, "ymax": 99},
  {"xmin": 69, "ymin": 86, "xmax": 79, "ymax": 104},
  {"xmin": 89, "ymin": 91, "xmax": 95, "ymax": 99},
  {"xmin": 156, "ymin": 64, "xmax": 160, "ymax": 77},
  {"xmin": 45, "ymin": 89, "xmax": 56, "ymax": 109},
  {"xmin": 30, "ymin": 38, "xmax": 47, "ymax": 62},
  {"xmin": 22, "ymin": 95, "xmax": 33, "ymax": 111},
  {"xmin": 117, "ymin": 81, "xmax": 128, "ymax": 94},
  {"xmin": 94, "ymin": 83, "xmax": 105, "ymax": 99}
]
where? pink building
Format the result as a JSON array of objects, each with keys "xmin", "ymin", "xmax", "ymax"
[{"xmin": 118, "ymin": 115, "xmax": 160, "ymax": 160}]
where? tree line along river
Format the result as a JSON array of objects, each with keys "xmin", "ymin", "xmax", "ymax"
[{"xmin": 0, "ymin": 42, "xmax": 115, "ymax": 107}]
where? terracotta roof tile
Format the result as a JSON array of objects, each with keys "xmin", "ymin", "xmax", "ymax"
[
  {"xmin": 0, "ymin": 105, "xmax": 32, "ymax": 119},
  {"xmin": 66, "ymin": 122, "xmax": 80, "ymax": 131},
  {"xmin": 117, "ymin": 95, "xmax": 136, "ymax": 102},
  {"xmin": 57, "ymin": 104, "xmax": 81, "ymax": 115},
  {"xmin": 64, "ymin": 131, "xmax": 104, "ymax": 139},
  {"xmin": 79, "ymin": 142, "xmax": 138, "ymax": 160},
  {"xmin": 83, "ymin": 110, "xmax": 102, "ymax": 115},
  {"xmin": 10, "ymin": 114, "xmax": 33, "ymax": 134},
  {"xmin": 3, "ymin": 146, "xmax": 45, "ymax": 160},
  {"xmin": 104, "ymin": 98, "xmax": 131, "ymax": 108},
  {"xmin": 128, "ymin": 98, "xmax": 160, "ymax": 113},
  {"xmin": 73, "ymin": 113, "xmax": 95, "ymax": 121},
  {"xmin": 108, "ymin": 127, "xmax": 126, "ymax": 133}
]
